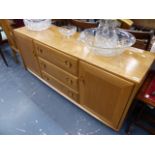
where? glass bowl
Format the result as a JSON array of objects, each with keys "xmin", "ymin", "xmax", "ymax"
[
  {"xmin": 79, "ymin": 28, "xmax": 136, "ymax": 57},
  {"xmin": 59, "ymin": 25, "xmax": 77, "ymax": 38},
  {"xmin": 23, "ymin": 19, "xmax": 51, "ymax": 31}
]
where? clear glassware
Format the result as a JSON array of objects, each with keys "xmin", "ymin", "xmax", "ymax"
[
  {"xmin": 59, "ymin": 25, "xmax": 77, "ymax": 38},
  {"xmin": 78, "ymin": 22, "xmax": 136, "ymax": 57},
  {"xmin": 95, "ymin": 20, "xmax": 119, "ymax": 48},
  {"xmin": 23, "ymin": 19, "xmax": 51, "ymax": 31}
]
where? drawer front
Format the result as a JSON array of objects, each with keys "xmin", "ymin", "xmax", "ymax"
[
  {"xmin": 35, "ymin": 41, "xmax": 78, "ymax": 76},
  {"xmin": 39, "ymin": 58, "xmax": 78, "ymax": 92},
  {"xmin": 42, "ymin": 71, "xmax": 79, "ymax": 102}
]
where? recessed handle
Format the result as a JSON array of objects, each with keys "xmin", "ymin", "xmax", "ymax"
[
  {"xmin": 68, "ymin": 90, "xmax": 74, "ymax": 98},
  {"xmin": 46, "ymin": 77, "xmax": 49, "ymax": 81},
  {"xmin": 33, "ymin": 50, "xmax": 37, "ymax": 57},
  {"xmin": 43, "ymin": 63, "xmax": 46, "ymax": 68},
  {"xmin": 79, "ymin": 76, "xmax": 85, "ymax": 85},
  {"xmin": 44, "ymin": 75, "xmax": 49, "ymax": 81},
  {"xmin": 65, "ymin": 77, "xmax": 73, "ymax": 85},
  {"xmin": 64, "ymin": 60, "xmax": 72, "ymax": 68},
  {"xmin": 39, "ymin": 48, "xmax": 43, "ymax": 53}
]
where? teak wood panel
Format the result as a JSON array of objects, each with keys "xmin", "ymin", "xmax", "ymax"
[
  {"xmin": 15, "ymin": 33, "xmax": 41, "ymax": 76},
  {"xmin": 42, "ymin": 71, "xmax": 79, "ymax": 102},
  {"xmin": 39, "ymin": 57, "xmax": 78, "ymax": 92},
  {"xmin": 34, "ymin": 40, "xmax": 78, "ymax": 76},
  {"xmin": 79, "ymin": 61, "xmax": 134, "ymax": 129}
]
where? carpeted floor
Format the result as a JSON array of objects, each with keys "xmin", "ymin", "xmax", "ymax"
[{"xmin": 0, "ymin": 43, "xmax": 148, "ymax": 135}]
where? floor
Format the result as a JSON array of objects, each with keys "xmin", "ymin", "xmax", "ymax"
[{"xmin": 0, "ymin": 44, "xmax": 148, "ymax": 135}]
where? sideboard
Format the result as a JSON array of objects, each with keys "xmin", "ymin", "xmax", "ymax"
[{"xmin": 14, "ymin": 26, "xmax": 155, "ymax": 131}]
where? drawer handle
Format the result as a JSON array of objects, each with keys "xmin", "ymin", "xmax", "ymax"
[
  {"xmin": 40, "ymin": 49, "xmax": 43, "ymax": 53},
  {"xmin": 46, "ymin": 77, "xmax": 49, "ymax": 81},
  {"xmin": 43, "ymin": 64, "xmax": 46, "ymax": 68},
  {"xmin": 64, "ymin": 60, "xmax": 72, "ymax": 68},
  {"xmin": 68, "ymin": 90, "xmax": 74, "ymax": 98},
  {"xmin": 44, "ymin": 75, "xmax": 49, "ymax": 81},
  {"xmin": 65, "ymin": 77, "xmax": 73, "ymax": 85},
  {"xmin": 33, "ymin": 50, "xmax": 37, "ymax": 57}
]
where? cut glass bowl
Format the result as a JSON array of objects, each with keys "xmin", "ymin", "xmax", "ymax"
[{"xmin": 79, "ymin": 28, "xmax": 136, "ymax": 57}]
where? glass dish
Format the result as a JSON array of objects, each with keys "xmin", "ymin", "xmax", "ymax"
[
  {"xmin": 23, "ymin": 19, "xmax": 51, "ymax": 31},
  {"xmin": 59, "ymin": 25, "xmax": 77, "ymax": 38},
  {"xmin": 79, "ymin": 28, "xmax": 136, "ymax": 57}
]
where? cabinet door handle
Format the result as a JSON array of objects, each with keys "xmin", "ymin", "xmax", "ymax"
[{"xmin": 79, "ymin": 76, "xmax": 85, "ymax": 85}]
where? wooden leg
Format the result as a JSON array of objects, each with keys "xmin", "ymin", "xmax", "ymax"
[
  {"xmin": 12, "ymin": 49, "xmax": 19, "ymax": 64},
  {"xmin": 0, "ymin": 48, "xmax": 8, "ymax": 66},
  {"xmin": 125, "ymin": 101, "xmax": 145, "ymax": 134},
  {"xmin": 125, "ymin": 100, "xmax": 137, "ymax": 134}
]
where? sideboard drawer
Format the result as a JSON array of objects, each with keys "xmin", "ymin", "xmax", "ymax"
[
  {"xmin": 35, "ymin": 41, "xmax": 78, "ymax": 76},
  {"xmin": 39, "ymin": 57, "xmax": 78, "ymax": 92},
  {"xmin": 42, "ymin": 71, "xmax": 79, "ymax": 102}
]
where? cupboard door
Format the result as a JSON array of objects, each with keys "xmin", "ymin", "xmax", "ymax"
[
  {"xmin": 15, "ymin": 33, "xmax": 41, "ymax": 76},
  {"xmin": 79, "ymin": 61, "xmax": 134, "ymax": 129}
]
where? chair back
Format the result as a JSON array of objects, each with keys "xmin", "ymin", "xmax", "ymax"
[
  {"xmin": 0, "ymin": 19, "xmax": 19, "ymax": 53},
  {"xmin": 118, "ymin": 19, "xmax": 133, "ymax": 29},
  {"xmin": 126, "ymin": 29, "xmax": 154, "ymax": 50},
  {"xmin": 69, "ymin": 19, "xmax": 98, "ymax": 31}
]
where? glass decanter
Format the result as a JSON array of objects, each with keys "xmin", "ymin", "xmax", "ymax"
[{"xmin": 94, "ymin": 19, "xmax": 119, "ymax": 48}]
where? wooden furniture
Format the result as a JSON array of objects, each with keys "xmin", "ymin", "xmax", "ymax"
[
  {"xmin": 52, "ymin": 19, "xmax": 69, "ymax": 27},
  {"xmin": 126, "ymin": 71, "xmax": 155, "ymax": 134},
  {"xmin": 0, "ymin": 49, "xmax": 8, "ymax": 66},
  {"xmin": 14, "ymin": 25, "xmax": 155, "ymax": 131},
  {"xmin": 118, "ymin": 19, "xmax": 133, "ymax": 29},
  {"xmin": 0, "ymin": 27, "xmax": 8, "ymax": 66},
  {"xmin": 132, "ymin": 20, "xmax": 155, "ymax": 30},
  {"xmin": 10, "ymin": 19, "xmax": 24, "ymax": 28},
  {"xmin": 126, "ymin": 29, "xmax": 154, "ymax": 51},
  {"xmin": 69, "ymin": 19, "xmax": 98, "ymax": 31},
  {"xmin": 0, "ymin": 19, "xmax": 20, "ymax": 63}
]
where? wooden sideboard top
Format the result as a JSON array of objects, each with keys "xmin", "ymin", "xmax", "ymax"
[{"xmin": 14, "ymin": 25, "xmax": 155, "ymax": 83}]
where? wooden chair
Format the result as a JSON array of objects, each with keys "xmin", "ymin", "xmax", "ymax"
[
  {"xmin": 10, "ymin": 19, "xmax": 24, "ymax": 28},
  {"xmin": 132, "ymin": 19, "xmax": 155, "ymax": 30},
  {"xmin": 0, "ymin": 19, "xmax": 19, "ymax": 63},
  {"xmin": 0, "ymin": 32, "xmax": 8, "ymax": 66},
  {"xmin": 0, "ymin": 26, "xmax": 8, "ymax": 66},
  {"xmin": 68, "ymin": 19, "xmax": 98, "ymax": 31},
  {"xmin": 52, "ymin": 19, "xmax": 69, "ymax": 26},
  {"xmin": 125, "ymin": 29, "xmax": 154, "ymax": 51},
  {"xmin": 118, "ymin": 19, "xmax": 133, "ymax": 29},
  {"xmin": 126, "ymin": 71, "xmax": 155, "ymax": 134}
]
